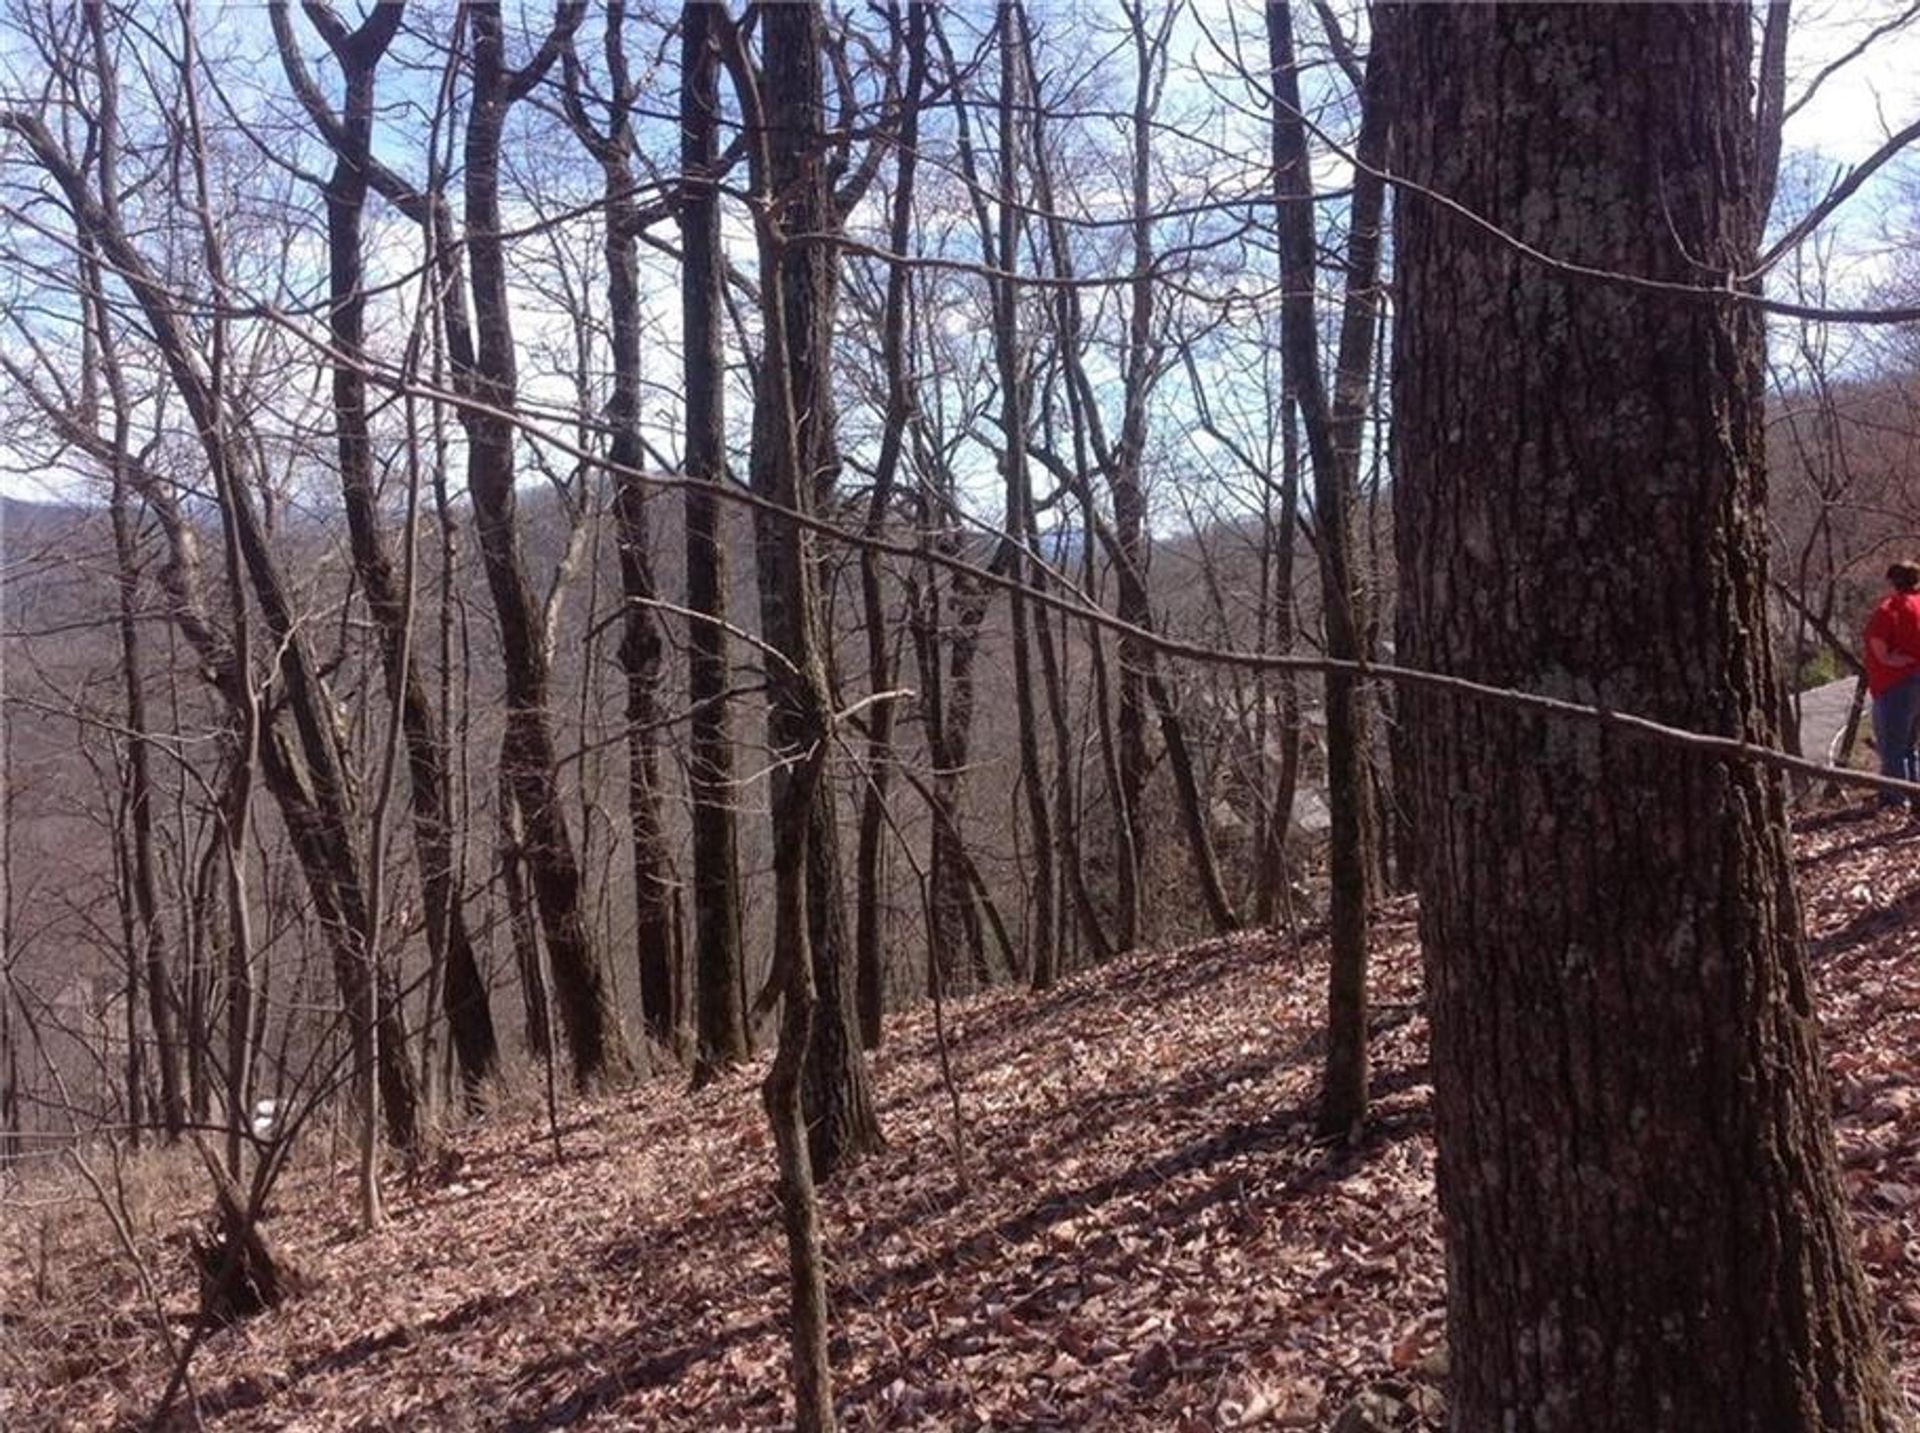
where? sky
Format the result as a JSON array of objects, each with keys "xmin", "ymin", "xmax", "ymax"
[
  {"xmin": 1782, "ymin": 0, "xmax": 1920, "ymax": 158},
  {"xmin": 2, "ymin": 2, "xmax": 1920, "ymax": 507}
]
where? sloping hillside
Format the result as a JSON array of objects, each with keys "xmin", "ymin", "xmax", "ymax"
[{"xmin": 8, "ymin": 810, "xmax": 1920, "ymax": 1430}]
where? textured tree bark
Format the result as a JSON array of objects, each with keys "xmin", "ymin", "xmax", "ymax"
[
  {"xmin": 910, "ymin": 555, "xmax": 993, "ymax": 992},
  {"xmin": 460, "ymin": 1, "xmax": 629, "ymax": 1088},
  {"xmin": 679, "ymin": 3, "xmax": 752, "ymax": 1087},
  {"xmin": 1392, "ymin": 6, "xmax": 1901, "ymax": 1428},
  {"xmin": 497, "ymin": 775, "xmax": 551, "ymax": 1061},
  {"xmin": 801, "ymin": 790, "xmax": 881, "ymax": 1178},
  {"xmin": 744, "ymin": 0, "xmax": 882, "ymax": 1179}
]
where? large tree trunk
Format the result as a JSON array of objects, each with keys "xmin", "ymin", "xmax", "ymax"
[
  {"xmin": 1391, "ymin": 6, "xmax": 1899, "ymax": 1427},
  {"xmin": 745, "ymin": 0, "xmax": 882, "ymax": 1179},
  {"xmin": 681, "ymin": 2, "xmax": 752, "ymax": 1086},
  {"xmin": 459, "ymin": 1, "xmax": 628, "ymax": 1088}
]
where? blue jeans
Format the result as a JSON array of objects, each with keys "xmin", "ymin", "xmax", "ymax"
[{"xmin": 1872, "ymin": 673, "xmax": 1920, "ymax": 805}]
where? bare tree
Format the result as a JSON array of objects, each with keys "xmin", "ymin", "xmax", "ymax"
[
  {"xmin": 270, "ymin": 0, "xmax": 499, "ymax": 1103},
  {"xmin": 561, "ymin": 3, "xmax": 683, "ymax": 1063},
  {"xmin": 3, "ymin": 8, "xmax": 425, "ymax": 1154},
  {"xmin": 1267, "ymin": 0, "xmax": 1386, "ymax": 1139},
  {"xmin": 457, "ymin": 0, "xmax": 631, "ymax": 1087},
  {"xmin": 733, "ymin": 1, "xmax": 882, "ymax": 1179},
  {"xmin": 851, "ymin": 0, "xmax": 927, "ymax": 1047},
  {"xmin": 722, "ymin": 4, "xmax": 845, "ymax": 1423}
]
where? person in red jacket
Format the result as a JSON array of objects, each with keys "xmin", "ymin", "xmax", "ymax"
[{"xmin": 1864, "ymin": 560, "xmax": 1920, "ymax": 809}]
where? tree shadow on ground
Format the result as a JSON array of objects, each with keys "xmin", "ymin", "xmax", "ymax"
[
  {"xmin": 488, "ymin": 1005, "xmax": 1429, "ymax": 1428},
  {"xmin": 180, "ymin": 1288, "xmax": 528, "ymax": 1425}
]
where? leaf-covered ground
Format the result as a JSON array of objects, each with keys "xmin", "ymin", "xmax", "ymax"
[{"xmin": 8, "ymin": 807, "xmax": 1920, "ymax": 1430}]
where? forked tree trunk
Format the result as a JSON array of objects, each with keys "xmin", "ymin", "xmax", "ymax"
[
  {"xmin": 1391, "ymin": 6, "xmax": 1899, "ymax": 1427},
  {"xmin": 271, "ymin": 1, "xmax": 499, "ymax": 1101}
]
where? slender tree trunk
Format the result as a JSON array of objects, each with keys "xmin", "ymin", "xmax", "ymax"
[
  {"xmin": 911, "ymin": 562, "xmax": 993, "ymax": 990},
  {"xmin": 498, "ymin": 774, "xmax": 551, "ymax": 1061},
  {"xmin": 1254, "ymin": 389, "xmax": 1304, "ymax": 925},
  {"xmin": 1, "ymin": 706, "xmax": 19, "ymax": 1172},
  {"xmin": 853, "ymin": 1, "xmax": 930, "ymax": 1049},
  {"xmin": 1268, "ymin": 1, "xmax": 1382, "ymax": 1139},
  {"xmin": 0, "ymin": 900, "xmax": 15, "ymax": 1173},
  {"xmin": 743, "ymin": 1, "xmax": 882, "ymax": 1178},
  {"xmin": 186, "ymin": 834, "xmax": 220, "ymax": 1126},
  {"xmin": 728, "ymin": 6, "xmax": 845, "ymax": 1421},
  {"xmin": 115, "ymin": 830, "xmax": 145, "ymax": 1146},
  {"xmin": 558, "ymin": 6, "xmax": 682, "ymax": 1060},
  {"xmin": 1392, "ymin": 6, "xmax": 1899, "ymax": 1427},
  {"xmin": 1032, "ymin": 556, "xmax": 1114, "ymax": 970},
  {"xmin": 108, "ymin": 445, "xmax": 185, "ymax": 1140},
  {"xmin": 985, "ymin": 2, "xmax": 1058, "ymax": 991},
  {"xmin": 459, "ymin": 1, "xmax": 628, "ymax": 1088},
  {"xmin": 681, "ymin": 3, "xmax": 751, "ymax": 1086}
]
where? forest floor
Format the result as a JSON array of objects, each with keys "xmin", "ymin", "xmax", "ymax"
[{"xmin": 9, "ymin": 805, "xmax": 1920, "ymax": 1430}]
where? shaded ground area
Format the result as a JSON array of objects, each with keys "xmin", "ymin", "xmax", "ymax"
[{"xmin": 9, "ymin": 808, "xmax": 1920, "ymax": 1429}]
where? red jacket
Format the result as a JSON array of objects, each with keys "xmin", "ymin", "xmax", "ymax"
[{"xmin": 1864, "ymin": 591, "xmax": 1920, "ymax": 696}]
